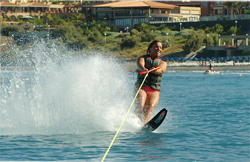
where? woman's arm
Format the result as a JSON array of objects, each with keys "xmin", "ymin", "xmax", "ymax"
[
  {"xmin": 137, "ymin": 56, "xmax": 148, "ymax": 71},
  {"xmin": 151, "ymin": 60, "xmax": 167, "ymax": 75}
]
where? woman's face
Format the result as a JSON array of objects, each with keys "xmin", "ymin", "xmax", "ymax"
[{"xmin": 150, "ymin": 42, "xmax": 162, "ymax": 59}]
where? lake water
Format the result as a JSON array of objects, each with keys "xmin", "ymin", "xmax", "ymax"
[{"xmin": 0, "ymin": 42, "xmax": 249, "ymax": 161}]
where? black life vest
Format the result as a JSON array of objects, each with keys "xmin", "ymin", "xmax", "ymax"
[{"xmin": 136, "ymin": 55, "xmax": 162, "ymax": 91}]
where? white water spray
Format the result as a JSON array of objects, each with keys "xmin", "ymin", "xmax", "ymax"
[{"xmin": 0, "ymin": 40, "xmax": 141, "ymax": 135}]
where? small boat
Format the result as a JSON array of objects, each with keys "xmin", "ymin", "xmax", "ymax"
[{"xmin": 204, "ymin": 69, "xmax": 220, "ymax": 74}]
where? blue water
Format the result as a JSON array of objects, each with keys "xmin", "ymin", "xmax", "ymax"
[{"xmin": 0, "ymin": 44, "xmax": 249, "ymax": 161}]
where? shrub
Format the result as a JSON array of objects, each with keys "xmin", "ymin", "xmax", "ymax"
[
  {"xmin": 155, "ymin": 30, "xmax": 162, "ymax": 35},
  {"xmin": 140, "ymin": 23, "xmax": 150, "ymax": 31},
  {"xmin": 178, "ymin": 29, "xmax": 194, "ymax": 37},
  {"xmin": 115, "ymin": 33, "xmax": 129, "ymax": 38},
  {"xmin": 67, "ymin": 36, "xmax": 87, "ymax": 50},
  {"xmin": 120, "ymin": 35, "xmax": 141, "ymax": 49},
  {"xmin": 136, "ymin": 24, "xmax": 143, "ymax": 32},
  {"xmin": 243, "ymin": 10, "xmax": 250, "ymax": 14},
  {"xmin": 1, "ymin": 25, "xmax": 20, "ymax": 36},
  {"xmin": 170, "ymin": 25, "xmax": 178, "ymax": 31},
  {"xmin": 136, "ymin": 23, "xmax": 157, "ymax": 32},
  {"xmin": 130, "ymin": 29, "xmax": 139, "ymax": 36},
  {"xmin": 157, "ymin": 24, "xmax": 167, "ymax": 30},
  {"xmin": 112, "ymin": 26, "xmax": 119, "ymax": 32},
  {"xmin": 33, "ymin": 18, "xmax": 43, "ymax": 25},
  {"xmin": 53, "ymin": 23, "xmax": 87, "ymax": 50},
  {"xmin": 52, "ymin": 1, "xmax": 60, "ymax": 4},
  {"xmin": 1, "ymin": 22, "xmax": 8, "ymax": 26},
  {"xmin": 168, "ymin": 31, "xmax": 178, "ymax": 36},
  {"xmin": 88, "ymin": 30, "xmax": 103, "ymax": 43},
  {"xmin": 241, "ymin": 51, "xmax": 250, "ymax": 56},
  {"xmin": 139, "ymin": 30, "xmax": 157, "ymax": 42},
  {"xmin": 103, "ymin": 32, "xmax": 113, "ymax": 36}
]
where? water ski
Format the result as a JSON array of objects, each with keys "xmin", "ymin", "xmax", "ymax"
[{"xmin": 141, "ymin": 108, "xmax": 167, "ymax": 132}]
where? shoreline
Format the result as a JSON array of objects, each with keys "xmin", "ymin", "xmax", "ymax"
[
  {"xmin": 121, "ymin": 60, "xmax": 250, "ymax": 71},
  {"xmin": 167, "ymin": 66, "xmax": 250, "ymax": 71},
  {"xmin": 1, "ymin": 60, "xmax": 249, "ymax": 72}
]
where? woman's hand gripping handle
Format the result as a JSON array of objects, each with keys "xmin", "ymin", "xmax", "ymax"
[{"xmin": 139, "ymin": 66, "xmax": 160, "ymax": 75}]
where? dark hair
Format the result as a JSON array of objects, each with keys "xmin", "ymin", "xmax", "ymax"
[{"xmin": 147, "ymin": 40, "xmax": 163, "ymax": 55}]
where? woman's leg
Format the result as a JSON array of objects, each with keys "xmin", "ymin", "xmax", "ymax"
[
  {"xmin": 143, "ymin": 91, "xmax": 160, "ymax": 124},
  {"xmin": 135, "ymin": 89, "xmax": 147, "ymax": 122}
]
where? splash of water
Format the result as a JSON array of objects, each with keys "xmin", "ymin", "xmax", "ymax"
[{"xmin": 0, "ymin": 40, "xmax": 141, "ymax": 135}]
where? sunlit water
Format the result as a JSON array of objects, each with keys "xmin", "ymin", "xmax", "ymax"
[{"xmin": 1, "ymin": 41, "xmax": 249, "ymax": 161}]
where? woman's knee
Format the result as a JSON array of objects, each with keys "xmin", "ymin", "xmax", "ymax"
[{"xmin": 148, "ymin": 94, "xmax": 160, "ymax": 106}]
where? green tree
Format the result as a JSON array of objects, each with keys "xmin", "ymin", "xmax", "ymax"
[
  {"xmin": 224, "ymin": 2, "xmax": 245, "ymax": 19},
  {"xmin": 81, "ymin": 22, "xmax": 91, "ymax": 35},
  {"xmin": 210, "ymin": 33, "xmax": 219, "ymax": 46},
  {"xmin": 51, "ymin": 14, "xmax": 65, "ymax": 25},
  {"xmin": 206, "ymin": 34, "xmax": 215, "ymax": 46},
  {"xmin": 183, "ymin": 31, "xmax": 205, "ymax": 53},
  {"xmin": 227, "ymin": 26, "xmax": 237, "ymax": 35},
  {"xmin": 57, "ymin": 19, "xmax": 66, "ymax": 25},
  {"xmin": 99, "ymin": 21, "xmax": 110, "ymax": 33},
  {"xmin": 45, "ymin": 14, "xmax": 53, "ymax": 25},
  {"xmin": 213, "ymin": 24, "xmax": 224, "ymax": 34},
  {"xmin": 33, "ymin": 18, "xmax": 43, "ymax": 25},
  {"xmin": 70, "ymin": 13, "xmax": 85, "ymax": 27}
]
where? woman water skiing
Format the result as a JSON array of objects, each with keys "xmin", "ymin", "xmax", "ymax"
[{"xmin": 135, "ymin": 40, "xmax": 168, "ymax": 124}]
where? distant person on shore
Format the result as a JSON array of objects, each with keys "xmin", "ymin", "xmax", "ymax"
[
  {"xmin": 135, "ymin": 40, "xmax": 168, "ymax": 124},
  {"xmin": 209, "ymin": 60, "xmax": 213, "ymax": 70}
]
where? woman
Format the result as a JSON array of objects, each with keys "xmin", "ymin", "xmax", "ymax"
[{"xmin": 135, "ymin": 40, "xmax": 167, "ymax": 124}]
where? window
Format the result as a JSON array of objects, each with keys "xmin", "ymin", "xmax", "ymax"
[
  {"xmin": 202, "ymin": 2, "xmax": 207, "ymax": 7},
  {"xmin": 218, "ymin": 9, "xmax": 222, "ymax": 14},
  {"xmin": 97, "ymin": 8, "xmax": 111, "ymax": 10},
  {"xmin": 216, "ymin": 1, "xmax": 223, "ymax": 5},
  {"xmin": 215, "ymin": 9, "xmax": 222, "ymax": 15},
  {"xmin": 115, "ymin": 18, "xmax": 131, "ymax": 26}
]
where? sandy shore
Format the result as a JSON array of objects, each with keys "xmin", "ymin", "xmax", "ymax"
[{"xmin": 121, "ymin": 60, "xmax": 250, "ymax": 71}]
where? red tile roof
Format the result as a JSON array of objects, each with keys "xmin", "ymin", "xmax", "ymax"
[
  {"xmin": 144, "ymin": 1, "xmax": 177, "ymax": 9},
  {"xmin": 0, "ymin": 1, "xmax": 19, "ymax": 6},
  {"xmin": 93, "ymin": 1, "xmax": 178, "ymax": 9},
  {"xmin": 30, "ymin": 2, "xmax": 49, "ymax": 7}
]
